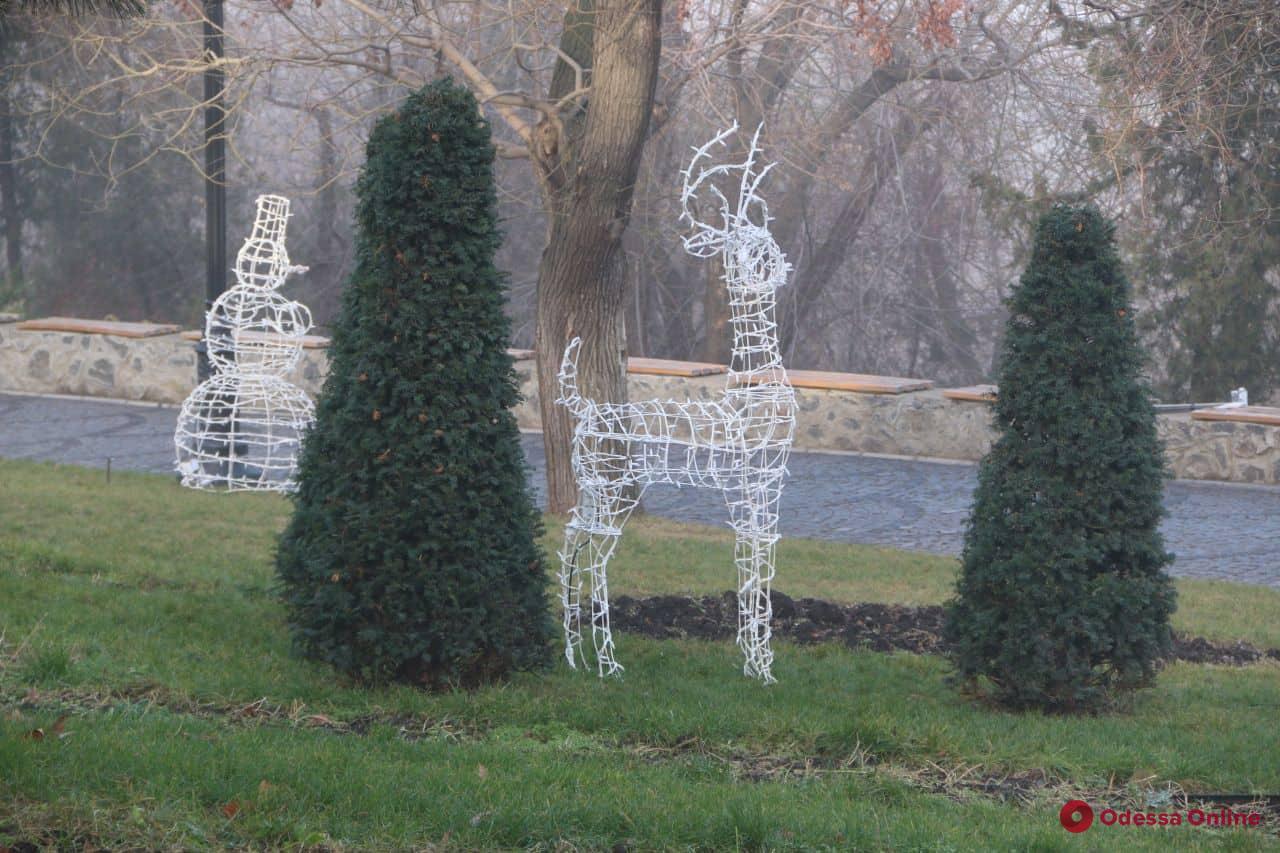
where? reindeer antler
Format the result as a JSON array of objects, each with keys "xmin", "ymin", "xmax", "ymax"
[{"xmin": 679, "ymin": 123, "xmax": 775, "ymax": 258}]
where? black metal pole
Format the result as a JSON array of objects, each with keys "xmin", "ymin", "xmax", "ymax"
[
  {"xmin": 198, "ymin": 0, "xmax": 232, "ymax": 480},
  {"xmin": 198, "ymin": 0, "xmax": 226, "ymax": 382}
]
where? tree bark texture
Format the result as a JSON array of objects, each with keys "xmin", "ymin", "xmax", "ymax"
[{"xmin": 533, "ymin": 0, "xmax": 663, "ymax": 513}]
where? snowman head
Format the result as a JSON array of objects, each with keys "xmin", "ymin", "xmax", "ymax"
[{"xmin": 234, "ymin": 236, "xmax": 291, "ymax": 291}]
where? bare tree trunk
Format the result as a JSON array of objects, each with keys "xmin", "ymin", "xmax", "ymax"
[
  {"xmin": 309, "ymin": 106, "xmax": 349, "ymax": 321},
  {"xmin": 919, "ymin": 166, "xmax": 982, "ymax": 382},
  {"xmin": 782, "ymin": 108, "xmax": 935, "ymax": 359},
  {"xmin": 0, "ymin": 31, "xmax": 21, "ymax": 289},
  {"xmin": 533, "ymin": 0, "xmax": 662, "ymax": 513},
  {"xmin": 315, "ymin": 107, "xmax": 339, "ymax": 251},
  {"xmin": 630, "ymin": 233, "xmax": 698, "ymax": 358},
  {"xmin": 700, "ymin": 256, "xmax": 731, "ymax": 362},
  {"xmin": 0, "ymin": 110, "xmax": 19, "ymax": 286},
  {"xmin": 698, "ymin": 0, "xmax": 803, "ymax": 365}
]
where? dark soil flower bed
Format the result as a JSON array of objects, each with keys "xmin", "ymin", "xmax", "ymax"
[{"xmin": 609, "ymin": 592, "xmax": 1280, "ymax": 667}]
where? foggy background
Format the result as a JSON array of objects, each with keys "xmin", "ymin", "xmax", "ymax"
[{"xmin": 1, "ymin": 0, "xmax": 1276, "ymax": 404}]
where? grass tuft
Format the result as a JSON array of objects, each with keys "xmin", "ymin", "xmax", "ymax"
[{"xmin": 16, "ymin": 644, "xmax": 73, "ymax": 684}]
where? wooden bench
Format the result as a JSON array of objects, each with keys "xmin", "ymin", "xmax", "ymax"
[
  {"xmin": 509, "ymin": 352, "xmax": 726, "ymax": 376},
  {"xmin": 943, "ymin": 384, "xmax": 998, "ymax": 402},
  {"xmin": 757, "ymin": 368, "xmax": 932, "ymax": 394},
  {"xmin": 627, "ymin": 357, "xmax": 728, "ymax": 378},
  {"xmin": 1190, "ymin": 406, "xmax": 1280, "ymax": 427},
  {"xmin": 463, "ymin": 352, "xmax": 929, "ymax": 390},
  {"xmin": 182, "ymin": 335, "xmax": 534, "ymax": 359},
  {"xmin": 0, "ymin": 312, "xmax": 19, "ymax": 324},
  {"xmin": 16, "ymin": 316, "xmax": 180, "ymax": 338},
  {"xmin": 179, "ymin": 329, "xmax": 332, "ymax": 349}
]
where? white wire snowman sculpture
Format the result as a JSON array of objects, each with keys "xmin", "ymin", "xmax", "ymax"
[{"xmin": 175, "ymin": 194, "xmax": 316, "ymax": 491}]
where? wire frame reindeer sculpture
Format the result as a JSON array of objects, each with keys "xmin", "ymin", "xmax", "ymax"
[{"xmin": 557, "ymin": 125, "xmax": 796, "ymax": 682}]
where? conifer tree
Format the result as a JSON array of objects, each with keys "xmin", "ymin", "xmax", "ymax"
[
  {"xmin": 944, "ymin": 204, "xmax": 1176, "ymax": 712},
  {"xmin": 276, "ymin": 79, "xmax": 552, "ymax": 687}
]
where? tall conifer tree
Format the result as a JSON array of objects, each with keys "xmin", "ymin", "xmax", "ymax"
[
  {"xmin": 277, "ymin": 79, "xmax": 552, "ymax": 687},
  {"xmin": 944, "ymin": 204, "xmax": 1175, "ymax": 712}
]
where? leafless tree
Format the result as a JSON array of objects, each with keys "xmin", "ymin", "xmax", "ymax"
[{"xmin": 8, "ymin": 0, "xmax": 1147, "ymax": 500}]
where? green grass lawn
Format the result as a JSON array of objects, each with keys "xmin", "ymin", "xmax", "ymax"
[{"xmin": 2, "ymin": 458, "xmax": 1279, "ymax": 850}]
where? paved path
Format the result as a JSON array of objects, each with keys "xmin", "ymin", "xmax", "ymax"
[{"xmin": 2, "ymin": 392, "xmax": 1278, "ymax": 587}]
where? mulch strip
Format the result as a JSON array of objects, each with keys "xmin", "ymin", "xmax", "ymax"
[{"xmin": 609, "ymin": 592, "xmax": 1280, "ymax": 667}]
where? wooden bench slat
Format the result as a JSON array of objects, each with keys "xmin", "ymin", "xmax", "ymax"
[
  {"xmin": 179, "ymin": 329, "xmax": 331, "ymax": 349},
  {"xmin": 1190, "ymin": 406, "xmax": 1280, "ymax": 427},
  {"xmin": 185, "ymin": 332, "xmax": 528, "ymax": 359},
  {"xmin": 761, "ymin": 369, "xmax": 933, "ymax": 394},
  {"xmin": 17, "ymin": 316, "xmax": 180, "ymax": 338},
  {"xmin": 627, "ymin": 357, "xmax": 728, "ymax": 378},
  {"xmin": 943, "ymin": 384, "xmax": 998, "ymax": 402}
]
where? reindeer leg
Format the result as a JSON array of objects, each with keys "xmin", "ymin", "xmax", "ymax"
[
  {"xmin": 725, "ymin": 482, "xmax": 756, "ymax": 675},
  {"xmin": 581, "ymin": 478, "xmax": 643, "ymax": 678},
  {"xmin": 744, "ymin": 501, "xmax": 781, "ymax": 685},
  {"xmin": 726, "ymin": 469, "xmax": 784, "ymax": 683},
  {"xmin": 557, "ymin": 507, "xmax": 589, "ymax": 670},
  {"xmin": 557, "ymin": 420, "xmax": 595, "ymax": 671}
]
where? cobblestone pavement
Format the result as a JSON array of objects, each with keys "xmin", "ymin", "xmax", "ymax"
[{"xmin": 2, "ymin": 391, "xmax": 1277, "ymax": 586}]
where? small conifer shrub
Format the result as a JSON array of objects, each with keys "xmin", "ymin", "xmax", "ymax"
[
  {"xmin": 276, "ymin": 79, "xmax": 552, "ymax": 687},
  {"xmin": 944, "ymin": 204, "xmax": 1176, "ymax": 712}
]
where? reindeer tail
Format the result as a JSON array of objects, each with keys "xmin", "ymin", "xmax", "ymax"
[{"xmin": 556, "ymin": 337, "xmax": 590, "ymax": 417}]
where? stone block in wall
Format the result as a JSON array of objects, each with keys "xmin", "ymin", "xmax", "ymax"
[
  {"xmin": 0, "ymin": 327, "xmax": 196, "ymax": 403},
  {"xmin": 791, "ymin": 388, "xmax": 995, "ymax": 460},
  {"xmin": 291, "ymin": 349, "xmax": 329, "ymax": 397},
  {"xmin": 1157, "ymin": 415, "xmax": 1280, "ymax": 484},
  {"xmin": 514, "ymin": 359, "xmax": 540, "ymax": 431}
]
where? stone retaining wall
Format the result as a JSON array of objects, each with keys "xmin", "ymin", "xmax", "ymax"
[
  {"xmin": 2, "ymin": 323, "xmax": 1278, "ymax": 485},
  {"xmin": 0, "ymin": 325, "xmax": 327, "ymax": 403}
]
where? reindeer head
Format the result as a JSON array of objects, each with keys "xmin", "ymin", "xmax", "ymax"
[{"xmin": 679, "ymin": 123, "xmax": 790, "ymax": 296}]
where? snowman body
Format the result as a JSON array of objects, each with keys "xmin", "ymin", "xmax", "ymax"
[{"xmin": 175, "ymin": 195, "xmax": 316, "ymax": 491}]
